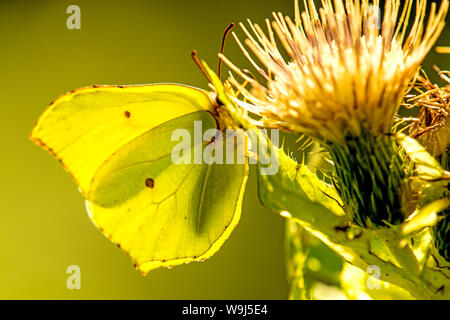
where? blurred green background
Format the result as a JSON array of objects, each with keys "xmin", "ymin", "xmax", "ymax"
[{"xmin": 0, "ymin": 0, "xmax": 448, "ymax": 299}]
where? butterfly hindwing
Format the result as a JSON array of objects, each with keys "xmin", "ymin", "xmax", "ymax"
[{"xmin": 87, "ymin": 111, "xmax": 248, "ymax": 274}]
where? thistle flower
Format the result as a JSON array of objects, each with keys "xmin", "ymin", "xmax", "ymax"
[
  {"xmin": 407, "ymin": 69, "xmax": 450, "ymax": 260},
  {"xmin": 220, "ymin": 0, "xmax": 449, "ymax": 227},
  {"xmin": 408, "ymin": 68, "xmax": 449, "ymax": 164},
  {"xmin": 221, "ymin": 0, "xmax": 449, "ymax": 145}
]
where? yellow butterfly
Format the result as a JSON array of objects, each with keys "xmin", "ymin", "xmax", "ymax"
[{"xmin": 31, "ymin": 26, "xmax": 249, "ymax": 274}]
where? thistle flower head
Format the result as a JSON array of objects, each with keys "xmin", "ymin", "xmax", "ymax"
[
  {"xmin": 222, "ymin": 0, "xmax": 449, "ymax": 145},
  {"xmin": 406, "ymin": 68, "xmax": 450, "ymax": 258},
  {"xmin": 408, "ymin": 68, "xmax": 450, "ymax": 161}
]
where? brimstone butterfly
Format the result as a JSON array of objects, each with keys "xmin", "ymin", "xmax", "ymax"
[{"xmin": 31, "ymin": 82, "xmax": 249, "ymax": 274}]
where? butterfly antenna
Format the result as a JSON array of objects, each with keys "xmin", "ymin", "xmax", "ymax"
[
  {"xmin": 218, "ymin": 23, "xmax": 235, "ymax": 80},
  {"xmin": 191, "ymin": 50, "xmax": 212, "ymax": 84}
]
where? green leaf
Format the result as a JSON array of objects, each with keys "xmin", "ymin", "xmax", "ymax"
[
  {"xmin": 402, "ymin": 198, "xmax": 450, "ymax": 236},
  {"xmin": 396, "ymin": 132, "xmax": 446, "ymax": 180},
  {"xmin": 255, "ymin": 135, "xmax": 347, "ymax": 232}
]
